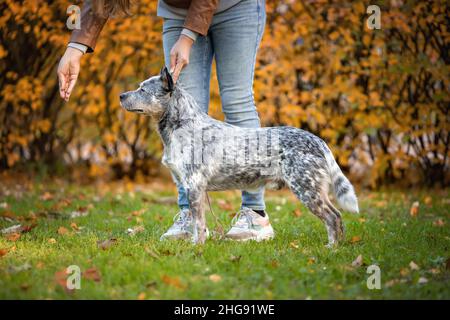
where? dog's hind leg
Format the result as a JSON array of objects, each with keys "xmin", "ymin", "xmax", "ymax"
[
  {"xmin": 187, "ymin": 187, "xmax": 207, "ymax": 245},
  {"xmin": 282, "ymin": 159, "xmax": 341, "ymax": 247},
  {"xmin": 325, "ymin": 198, "xmax": 345, "ymax": 242}
]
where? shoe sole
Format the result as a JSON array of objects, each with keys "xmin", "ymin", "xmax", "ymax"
[
  {"xmin": 160, "ymin": 229, "xmax": 210, "ymax": 241},
  {"xmin": 225, "ymin": 228, "xmax": 275, "ymax": 242}
]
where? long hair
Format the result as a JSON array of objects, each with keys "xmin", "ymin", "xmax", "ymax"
[{"xmin": 92, "ymin": 0, "xmax": 132, "ymax": 18}]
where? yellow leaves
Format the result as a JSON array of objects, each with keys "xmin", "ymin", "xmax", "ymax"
[{"xmin": 35, "ymin": 120, "xmax": 51, "ymax": 133}]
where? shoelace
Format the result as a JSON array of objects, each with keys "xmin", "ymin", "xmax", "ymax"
[
  {"xmin": 172, "ymin": 210, "xmax": 190, "ymax": 227},
  {"xmin": 231, "ymin": 209, "xmax": 254, "ymax": 228}
]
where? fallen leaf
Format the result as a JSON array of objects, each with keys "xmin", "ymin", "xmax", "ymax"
[
  {"xmin": 293, "ymin": 209, "xmax": 303, "ymax": 217},
  {"xmin": 417, "ymin": 277, "xmax": 428, "ymax": 284},
  {"xmin": 36, "ymin": 261, "xmax": 45, "ymax": 269},
  {"xmin": 307, "ymin": 257, "xmax": 316, "ymax": 265},
  {"xmin": 424, "ymin": 196, "xmax": 432, "ymax": 206},
  {"xmin": 39, "ymin": 192, "xmax": 54, "ymax": 201},
  {"xmin": 5, "ymin": 233, "xmax": 20, "ymax": 241},
  {"xmin": 131, "ymin": 209, "xmax": 146, "ymax": 216},
  {"xmin": 1, "ymin": 224, "xmax": 22, "ymax": 234},
  {"xmin": 83, "ymin": 267, "xmax": 101, "ymax": 282},
  {"xmin": 48, "ymin": 238, "xmax": 57, "ymax": 244},
  {"xmin": 351, "ymin": 254, "xmax": 363, "ymax": 267},
  {"xmin": 290, "ymin": 241, "xmax": 299, "ymax": 249},
  {"xmin": 433, "ymin": 219, "xmax": 445, "ymax": 227},
  {"xmin": 8, "ymin": 262, "xmax": 31, "ymax": 274},
  {"xmin": 230, "ymin": 255, "xmax": 241, "ymax": 263},
  {"xmin": 20, "ymin": 224, "xmax": 36, "ymax": 233},
  {"xmin": 351, "ymin": 235, "xmax": 361, "ymax": 243},
  {"xmin": 58, "ymin": 226, "xmax": 69, "ymax": 235},
  {"xmin": 54, "ymin": 268, "xmax": 69, "ymax": 289},
  {"xmin": 375, "ymin": 200, "xmax": 387, "ymax": 208},
  {"xmin": 0, "ymin": 248, "xmax": 9, "ymax": 257},
  {"xmin": 209, "ymin": 274, "xmax": 222, "ymax": 283},
  {"xmin": 69, "ymin": 210, "xmax": 89, "ymax": 218},
  {"xmin": 97, "ymin": 238, "xmax": 118, "ymax": 250},
  {"xmin": 0, "ymin": 202, "xmax": 8, "ymax": 209},
  {"xmin": 144, "ymin": 246, "xmax": 161, "ymax": 260},
  {"xmin": 409, "ymin": 261, "xmax": 420, "ymax": 270},
  {"xmin": 70, "ymin": 222, "xmax": 79, "ymax": 231},
  {"xmin": 270, "ymin": 260, "xmax": 279, "ymax": 268},
  {"xmin": 399, "ymin": 268, "xmax": 409, "ymax": 276},
  {"xmin": 137, "ymin": 292, "xmax": 146, "ymax": 300},
  {"xmin": 358, "ymin": 218, "xmax": 366, "ymax": 223},
  {"xmin": 161, "ymin": 274, "xmax": 186, "ymax": 290},
  {"xmin": 409, "ymin": 201, "xmax": 419, "ymax": 217},
  {"xmin": 20, "ymin": 283, "xmax": 31, "ymax": 291}
]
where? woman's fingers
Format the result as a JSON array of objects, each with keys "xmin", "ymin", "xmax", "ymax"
[
  {"xmin": 65, "ymin": 74, "xmax": 78, "ymax": 101},
  {"xmin": 172, "ymin": 58, "xmax": 186, "ymax": 83},
  {"xmin": 57, "ymin": 47, "xmax": 83, "ymax": 101}
]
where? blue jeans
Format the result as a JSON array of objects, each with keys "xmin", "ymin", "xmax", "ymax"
[{"xmin": 162, "ymin": 0, "xmax": 266, "ymax": 211}]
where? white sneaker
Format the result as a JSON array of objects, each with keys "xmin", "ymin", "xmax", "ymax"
[
  {"xmin": 225, "ymin": 207, "xmax": 274, "ymax": 242},
  {"xmin": 160, "ymin": 209, "xmax": 209, "ymax": 241}
]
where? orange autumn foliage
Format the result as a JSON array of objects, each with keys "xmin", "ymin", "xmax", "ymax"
[{"xmin": 0, "ymin": 0, "xmax": 448, "ymax": 187}]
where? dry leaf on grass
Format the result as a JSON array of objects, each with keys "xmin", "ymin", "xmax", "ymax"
[
  {"xmin": 97, "ymin": 238, "xmax": 118, "ymax": 250},
  {"xmin": 70, "ymin": 222, "xmax": 79, "ymax": 231},
  {"xmin": 57, "ymin": 226, "xmax": 69, "ymax": 235},
  {"xmin": 351, "ymin": 236, "xmax": 361, "ymax": 244},
  {"xmin": 69, "ymin": 207, "xmax": 89, "ymax": 218},
  {"xmin": 209, "ymin": 274, "xmax": 222, "ymax": 283},
  {"xmin": 409, "ymin": 261, "xmax": 420, "ymax": 270},
  {"xmin": 39, "ymin": 192, "xmax": 54, "ymax": 201},
  {"xmin": 433, "ymin": 219, "xmax": 445, "ymax": 227},
  {"xmin": 54, "ymin": 268, "xmax": 68, "ymax": 289},
  {"xmin": 83, "ymin": 267, "xmax": 101, "ymax": 282},
  {"xmin": 5, "ymin": 233, "xmax": 20, "ymax": 241},
  {"xmin": 351, "ymin": 254, "xmax": 363, "ymax": 267},
  {"xmin": 126, "ymin": 226, "xmax": 145, "ymax": 236},
  {"xmin": 161, "ymin": 275, "xmax": 186, "ymax": 290},
  {"xmin": 48, "ymin": 238, "xmax": 57, "ymax": 244},
  {"xmin": 230, "ymin": 255, "xmax": 241, "ymax": 263},
  {"xmin": 1, "ymin": 224, "xmax": 22, "ymax": 234},
  {"xmin": 410, "ymin": 201, "xmax": 419, "ymax": 217},
  {"xmin": 417, "ymin": 277, "xmax": 428, "ymax": 284},
  {"xmin": 137, "ymin": 292, "xmax": 146, "ymax": 300},
  {"xmin": 0, "ymin": 248, "xmax": 9, "ymax": 257},
  {"xmin": 423, "ymin": 196, "xmax": 432, "ymax": 206},
  {"xmin": 293, "ymin": 209, "xmax": 303, "ymax": 217}
]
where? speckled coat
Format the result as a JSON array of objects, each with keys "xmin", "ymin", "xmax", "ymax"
[{"xmin": 120, "ymin": 67, "xmax": 359, "ymax": 245}]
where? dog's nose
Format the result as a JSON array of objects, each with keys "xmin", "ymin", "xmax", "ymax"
[{"xmin": 120, "ymin": 93, "xmax": 126, "ymax": 100}]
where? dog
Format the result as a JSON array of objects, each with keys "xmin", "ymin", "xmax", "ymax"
[{"xmin": 120, "ymin": 67, "xmax": 359, "ymax": 246}]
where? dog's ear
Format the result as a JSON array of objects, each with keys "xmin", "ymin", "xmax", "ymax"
[{"xmin": 160, "ymin": 66, "xmax": 174, "ymax": 93}]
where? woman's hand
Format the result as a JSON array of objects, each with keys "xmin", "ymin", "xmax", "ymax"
[
  {"xmin": 57, "ymin": 47, "xmax": 83, "ymax": 101},
  {"xmin": 170, "ymin": 34, "xmax": 194, "ymax": 83}
]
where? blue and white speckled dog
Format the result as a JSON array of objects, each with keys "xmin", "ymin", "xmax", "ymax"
[{"xmin": 120, "ymin": 67, "xmax": 359, "ymax": 245}]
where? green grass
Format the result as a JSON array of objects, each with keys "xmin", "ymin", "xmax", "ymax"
[{"xmin": 0, "ymin": 180, "xmax": 449, "ymax": 299}]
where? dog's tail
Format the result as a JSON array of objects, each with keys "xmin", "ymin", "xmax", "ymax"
[{"xmin": 322, "ymin": 144, "xmax": 359, "ymax": 213}]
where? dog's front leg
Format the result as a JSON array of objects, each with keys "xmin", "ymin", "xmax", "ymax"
[{"xmin": 187, "ymin": 188, "xmax": 207, "ymax": 245}]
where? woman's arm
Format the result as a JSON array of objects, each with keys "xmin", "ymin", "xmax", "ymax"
[
  {"xmin": 58, "ymin": 2, "xmax": 108, "ymax": 101},
  {"xmin": 169, "ymin": 0, "xmax": 219, "ymax": 82},
  {"xmin": 70, "ymin": 1, "xmax": 109, "ymax": 52}
]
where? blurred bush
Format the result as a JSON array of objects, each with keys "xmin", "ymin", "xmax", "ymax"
[{"xmin": 0, "ymin": 0, "xmax": 448, "ymax": 187}]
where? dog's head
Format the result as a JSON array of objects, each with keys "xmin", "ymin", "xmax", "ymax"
[{"xmin": 120, "ymin": 67, "xmax": 174, "ymax": 117}]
